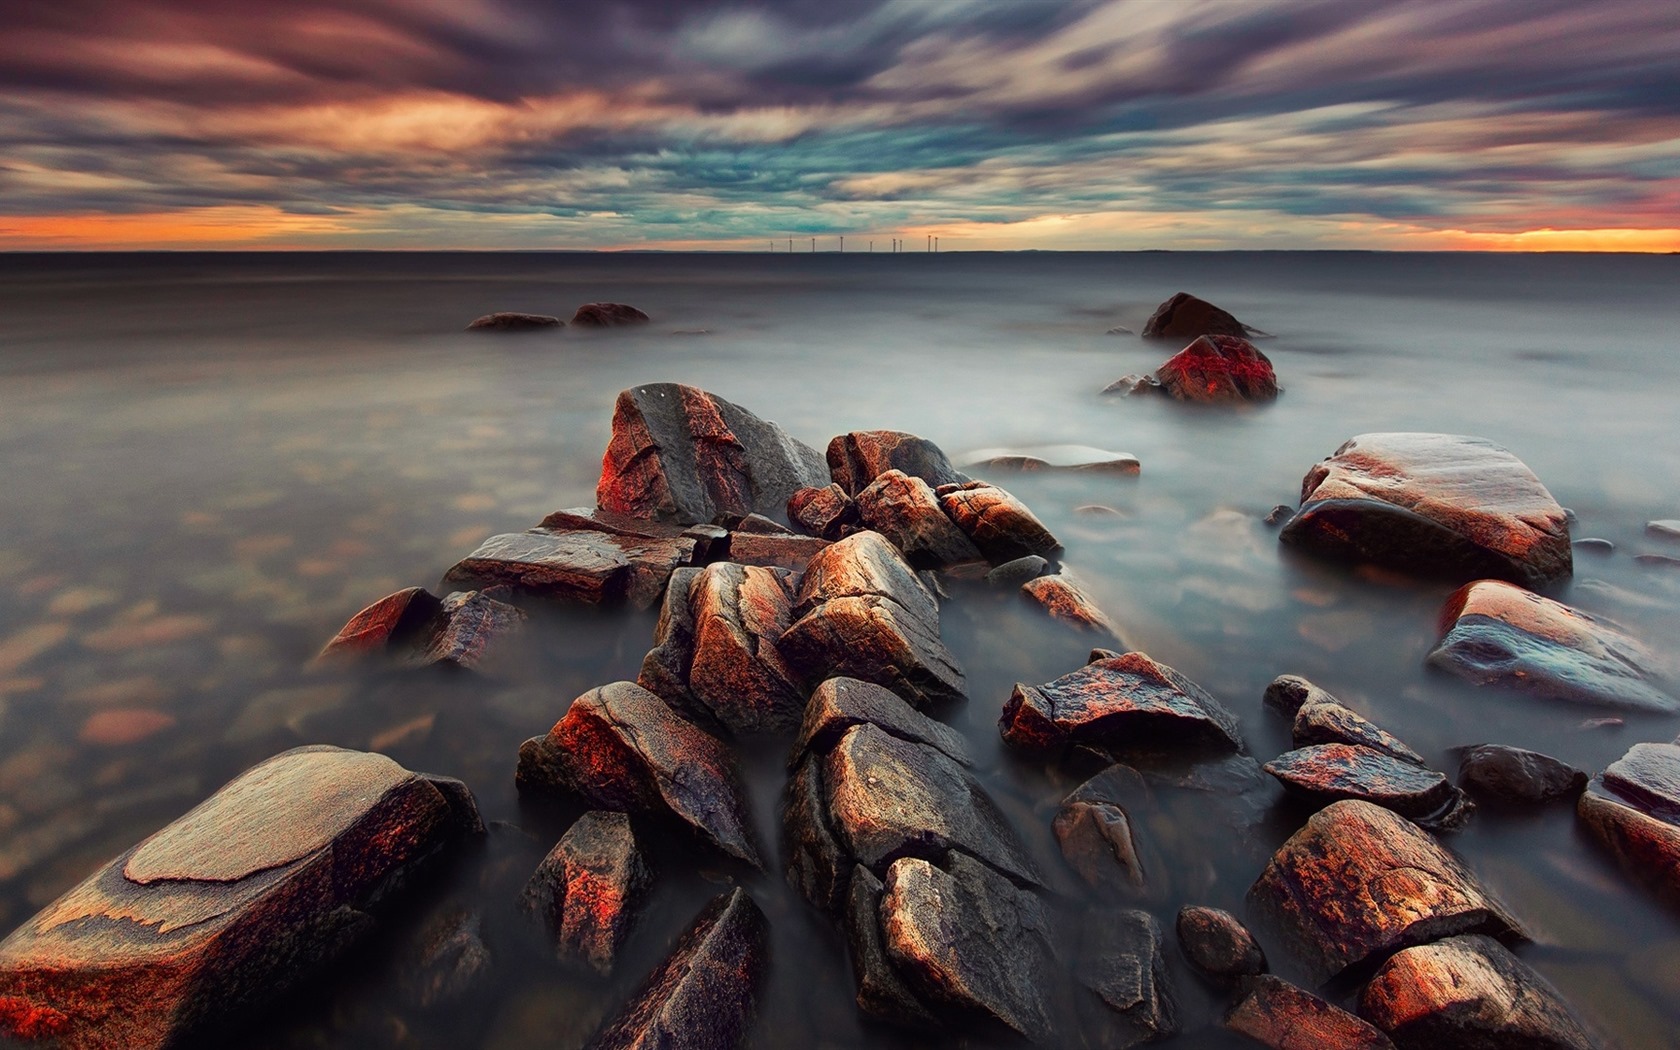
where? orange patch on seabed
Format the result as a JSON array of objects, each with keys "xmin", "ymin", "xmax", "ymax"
[{"xmin": 79, "ymin": 708, "xmax": 177, "ymax": 746}]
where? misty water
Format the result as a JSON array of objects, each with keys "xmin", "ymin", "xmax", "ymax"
[{"xmin": 2, "ymin": 251, "xmax": 1679, "ymax": 1048}]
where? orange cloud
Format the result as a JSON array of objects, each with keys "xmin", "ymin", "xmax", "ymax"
[{"xmin": 0, "ymin": 207, "xmax": 357, "ymax": 249}]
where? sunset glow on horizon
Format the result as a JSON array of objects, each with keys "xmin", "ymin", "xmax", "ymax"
[{"xmin": 3, "ymin": 0, "xmax": 1677, "ymax": 252}]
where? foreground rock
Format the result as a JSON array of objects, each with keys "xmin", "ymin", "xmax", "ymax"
[
  {"xmin": 1279, "ymin": 433, "xmax": 1572, "ymax": 588},
  {"xmin": 1150, "ymin": 335, "xmax": 1279, "ymax": 403},
  {"xmin": 467, "ymin": 311, "xmax": 563, "ymax": 331},
  {"xmin": 597, "ymin": 383, "xmax": 828, "ymax": 525},
  {"xmin": 881, "ymin": 853, "xmax": 1057, "ymax": 1043},
  {"xmin": 517, "ymin": 682, "xmax": 763, "ymax": 868},
  {"xmin": 854, "ymin": 469, "xmax": 983, "ymax": 569},
  {"xmin": 1428, "ymin": 579, "xmax": 1676, "ymax": 712},
  {"xmin": 828, "ymin": 430, "xmax": 967, "ymax": 495},
  {"xmin": 0, "ymin": 746, "xmax": 481, "ymax": 1050},
  {"xmin": 1176, "ymin": 905, "xmax": 1265, "ymax": 980},
  {"xmin": 1248, "ymin": 800, "xmax": 1524, "ymax": 982},
  {"xmin": 1075, "ymin": 908, "xmax": 1178, "ymax": 1049},
  {"xmin": 1274, "ymin": 676, "xmax": 1426, "ymax": 765},
  {"xmin": 1264, "ymin": 744, "xmax": 1470, "ymax": 829},
  {"xmin": 1141, "ymin": 291, "xmax": 1262, "ymax": 340},
  {"xmin": 589, "ymin": 888, "xmax": 767, "ymax": 1050},
  {"xmin": 938, "ymin": 481, "xmax": 1061, "ymax": 564},
  {"xmin": 571, "ymin": 302, "xmax": 650, "ymax": 327},
  {"xmin": 1001, "ymin": 652, "xmax": 1243, "ymax": 759},
  {"xmin": 843, "ymin": 865, "xmax": 939, "ymax": 1029},
  {"xmin": 1456, "ymin": 744, "xmax": 1585, "ymax": 806},
  {"xmin": 443, "ymin": 528, "xmax": 696, "ymax": 610},
  {"xmin": 1225, "ymin": 975, "xmax": 1395, "ymax": 1049},
  {"xmin": 520, "ymin": 811, "xmax": 652, "ymax": 975},
  {"xmin": 319, "ymin": 586, "xmax": 525, "ymax": 669},
  {"xmin": 1577, "ymin": 741, "xmax": 1680, "ymax": 910},
  {"xmin": 1359, "ymin": 934, "xmax": 1598, "ymax": 1050},
  {"xmin": 1054, "ymin": 768, "xmax": 1150, "ymax": 893}
]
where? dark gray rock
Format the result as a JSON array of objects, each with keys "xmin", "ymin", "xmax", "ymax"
[
  {"xmin": 400, "ymin": 903, "xmax": 492, "ymax": 1010},
  {"xmin": 467, "ymin": 311, "xmax": 562, "ymax": 331},
  {"xmin": 1175, "ymin": 905, "xmax": 1265, "ymax": 980},
  {"xmin": 986, "ymin": 555, "xmax": 1049, "ymax": 588},
  {"xmin": 1293, "ymin": 697, "xmax": 1426, "ymax": 767},
  {"xmin": 790, "ymin": 676, "xmax": 970, "ymax": 769},
  {"xmin": 1456, "ymin": 744, "xmax": 1586, "ymax": 806},
  {"xmin": 781, "ymin": 755, "xmax": 852, "ymax": 914},
  {"xmin": 1075, "ymin": 909, "xmax": 1178, "ymax": 1049},
  {"xmin": 843, "ymin": 865, "xmax": 939, "ymax": 1029},
  {"xmin": 318, "ymin": 586, "xmax": 525, "ymax": 670},
  {"xmin": 1577, "ymin": 741, "xmax": 1680, "ymax": 910},
  {"xmin": 571, "ymin": 302, "xmax": 650, "ymax": 328},
  {"xmin": 1141, "ymin": 291, "xmax": 1261, "ymax": 340}
]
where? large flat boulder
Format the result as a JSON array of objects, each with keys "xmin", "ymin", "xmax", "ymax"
[
  {"xmin": 442, "ymin": 529, "xmax": 696, "ymax": 610},
  {"xmin": 520, "ymin": 811, "xmax": 652, "ymax": 975},
  {"xmin": 0, "ymin": 746, "xmax": 481, "ymax": 1050},
  {"xmin": 827, "ymin": 430, "xmax": 967, "ymax": 496},
  {"xmin": 937, "ymin": 481, "xmax": 1061, "ymax": 564},
  {"xmin": 1001, "ymin": 651, "xmax": 1243, "ymax": 759},
  {"xmin": 588, "ymin": 888, "xmax": 768, "ymax": 1050},
  {"xmin": 1152, "ymin": 334, "xmax": 1278, "ymax": 403},
  {"xmin": 1279, "ymin": 434, "xmax": 1572, "ymax": 588},
  {"xmin": 1141, "ymin": 291, "xmax": 1258, "ymax": 340},
  {"xmin": 597, "ymin": 383, "xmax": 827, "ymax": 525},
  {"xmin": 516, "ymin": 682, "xmax": 763, "ymax": 869},
  {"xmin": 1577, "ymin": 742, "xmax": 1680, "ymax": 910},
  {"xmin": 1248, "ymin": 800, "xmax": 1524, "ymax": 982},
  {"xmin": 1263, "ymin": 744, "xmax": 1470, "ymax": 829},
  {"xmin": 854, "ymin": 469, "xmax": 983, "ymax": 569},
  {"xmin": 1428, "ymin": 580, "xmax": 1676, "ymax": 712}
]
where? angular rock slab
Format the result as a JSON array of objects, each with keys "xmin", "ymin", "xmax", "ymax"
[
  {"xmin": 881, "ymin": 853, "xmax": 1057, "ymax": 1043},
  {"xmin": 1153, "ymin": 334, "xmax": 1279, "ymax": 403},
  {"xmin": 0, "ymin": 746, "xmax": 480, "ymax": 1050},
  {"xmin": 843, "ymin": 865, "xmax": 939, "ymax": 1029},
  {"xmin": 938, "ymin": 480, "xmax": 1061, "ymax": 564},
  {"xmin": 517, "ymin": 682, "xmax": 763, "ymax": 868},
  {"xmin": 1279, "ymin": 433, "xmax": 1572, "ymax": 589},
  {"xmin": 1176, "ymin": 905, "xmax": 1266, "ymax": 980},
  {"xmin": 1076, "ymin": 908, "xmax": 1178, "ymax": 1049},
  {"xmin": 787, "ymin": 483, "xmax": 858, "ymax": 540},
  {"xmin": 1264, "ymin": 744, "xmax": 1468, "ymax": 829},
  {"xmin": 854, "ymin": 469, "xmax": 983, "ymax": 569},
  {"xmin": 1141, "ymin": 291, "xmax": 1258, "ymax": 340},
  {"xmin": 1358, "ymin": 935, "xmax": 1599, "ymax": 1050},
  {"xmin": 1022, "ymin": 572, "xmax": 1118, "ymax": 637},
  {"xmin": 781, "ymin": 595, "xmax": 966, "ymax": 712},
  {"xmin": 318, "ymin": 586, "xmax": 444, "ymax": 657},
  {"xmin": 1577, "ymin": 742, "xmax": 1680, "ymax": 910},
  {"xmin": 597, "ymin": 382, "xmax": 828, "ymax": 525},
  {"xmin": 1001, "ymin": 651, "xmax": 1243, "ymax": 759},
  {"xmin": 589, "ymin": 888, "xmax": 768, "ymax": 1050},
  {"xmin": 1248, "ymin": 800, "xmax": 1524, "ymax": 983},
  {"xmin": 791, "ymin": 676, "xmax": 970, "ymax": 768},
  {"xmin": 521, "ymin": 811, "xmax": 652, "ymax": 975},
  {"xmin": 827, "ymin": 430, "xmax": 968, "ymax": 496},
  {"xmin": 1428, "ymin": 579, "xmax": 1676, "ymax": 712},
  {"xmin": 442, "ymin": 529, "xmax": 696, "ymax": 610},
  {"xmin": 1054, "ymin": 791, "xmax": 1147, "ymax": 894},
  {"xmin": 1293, "ymin": 696, "xmax": 1426, "ymax": 767},
  {"xmin": 1225, "ymin": 974, "xmax": 1396, "ymax": 1049}
]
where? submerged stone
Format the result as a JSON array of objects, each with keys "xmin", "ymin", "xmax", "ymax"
[
  {"xmin": 1456, "ymin": 744, "xmax": 1585, "ymax": 807},
  {"xmin": 1279, "ymin": 433, "xmax": 1572, "ymax": 589},
  {"xmin": 827, "ymin": 430, "xmax": 968, "ymax": 496},
  {"xmin": 1022, "ymin": 572, "xmax": 1118, "ymax": 637},
  {"xmin": 1053, "ymin": 792, "xmax": 1147, "ymax": 894},
  {"xmin": 520, "ymin": 811, "xmax": 652, "ymax": 975},
  {"xmin": 321, "ymin": 584, "xmax": 527, "ymax": 670},
  {"xmin": 1076, "ymin": 908, "xmax": 1178, "ymax": 1049},
  {"xmin": 571, "ymin": 302, "xmax": 650, "ymax": 328},
  {"xmin": 467, "ymin": 311, "xmax": 563, "ymax": 331}
]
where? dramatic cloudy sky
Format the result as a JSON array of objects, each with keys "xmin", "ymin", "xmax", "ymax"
[{"xmin": 3, "ymin": 0, "xmax": 1677, "ymax": 250}]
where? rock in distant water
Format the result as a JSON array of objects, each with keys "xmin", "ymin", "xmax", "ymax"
[
  {"xmin": 1279, "ymin": 433, "xmax": 1572, "ymax": 588},
  {"xmin": 1141, "ymin": 292, "xmax": 1262, "ymax": 340},
  {"xmin": 571, "ymin": 302, "xmax": 650, "ymax": 327},
  {"xmin": 1645, "ymin": 519, "xmax": 1680, "ymax": 542},
  {"xmin": 1248, "ymin": 799, "xmax": 1524, "ymax": 983},
  {"xmin": 520, "ymin": 811, "xmax": 651, "ymax": 974},
  {"xmin": 1225, "ymin": 975, "xmax": 1395, "ymax": 1050},
  {"xmin": 1577, "ymin": 741, "xmax": 1680, "ymax": 910},
  {"xmin": 1150, "ymin": 335, "xmax": 1278, "ymax": 403},
  {"xmin": 827, "ymin": 431, "xmax": 968, "ymax": 495},
  {"xmin": 962, "ymin": 444, "xmax": 1141, "ymax": 476},
  {"xmin": 0, "ymin": 746, "xmax": 481, "ymax": 1050},
  {"xmin": 467, "ymin": 311, "xmax": 563, "ymax": 331},
  {"xmin": 1428, "ymin": 579, "xmax": 1676, "ymax": 712},
  {"xmin": 1456, "ymin": 744, "xmax": 1586, "ymax": 806},
  {"xmin": 589, "ymin": 888, "xmax": 768, "ymax": 1050},
  {"xmin": 1176, "ymin": 905, "xmax": 1265, "ymax": 980},
  {"xmin": 597, "ymin": 383, "xmax": 828, "ymax": 526}
]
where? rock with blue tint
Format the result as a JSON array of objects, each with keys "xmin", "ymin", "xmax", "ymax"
[
  {"xmin": 1428, "ymin": 579, "xmax": 1676, "ymax": 712},
  {"xmin": 1279, "ymin": 433, "xmax": 1572, "ymax": 588},
  {"xmin": 1578, "ymin": 741, "xmax": 1680, "ymax": 911}
]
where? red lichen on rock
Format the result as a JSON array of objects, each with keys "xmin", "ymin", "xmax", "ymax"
[{"xmin": 1154, "ymin": 335, "xmax": 1278, "ymax": 403}]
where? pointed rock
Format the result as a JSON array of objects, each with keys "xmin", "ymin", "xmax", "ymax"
[
  {"xmin": 937, "ymin": 480, "xmax": 1061, "ymax": 564},
  {"xmin": 854, "ymin": 469, "xmax": 984, "ymax": 569},
  {"xmin": 827, "ymin": 430, "xmax": 967, "ymax": 496},
  {"xmin": 1152, "ymin": 334, "xmax": 1278, "ymax": 403},
  {"xmin": 520, "ymin": 812, "xmax": 652, "ymax": 975},
  {"xmin": 1141, "ymin": 291, "xmax": 1259, "ymax": 340},
  {"xmin": 1292, "ymin": 695, "xmax": 1426, "ymax": 766}
]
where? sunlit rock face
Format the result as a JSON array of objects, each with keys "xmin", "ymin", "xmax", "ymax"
[
  {"xmin": 318, "ymin": 586, "xmax": 525, "ymax": 670},
  {"xmin": 0, "ymin": 746, "xmax": 482, "ymax": 1050},
  {"xmin": 826, "ymin": 430, "xmax": 968, "ymax": 496},
  {"xmin": 519, "ymin": 811, "xmax": 651, "ymax": 975},
  {"xmin": 1279, "ymin": 433, "xmax": 1572, "ymax": 588},
  {"xmin": 1578, "ymin": 742, "xmax": 1680, "ymax": 911}
]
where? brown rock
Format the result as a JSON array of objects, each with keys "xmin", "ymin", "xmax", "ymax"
[
  {"xmin": 589, "ymin": 888, "xmax": 768, "ymax": 1050},
  {"xmin": 1428, "ymin": 580, "xmax": 1675, "ymax": 712},
  {"xmin": 1152, "ymin": 334, "xmax": 1279, "ymax": 403},
  {"xmin": 442, "ymin": 530, "xmax": 695, "ymax": 611},
  {"xmin": 1456, "ymin": 745, "xmax": 1585, "ymax": 807},
  {"xmin": 722, "ymin": 531, "xmax": 832, "ymax": 571},
  {"xmin": 596, "ymin": 383, "xmax": 828, "ymax": 525},
  {"xmin": 787, "ymin": 483, "xmax": 858, "ymax": 540},
  {"xmin": 1577, "ymin": 741, "xmax": 1680, "ymax": 909},
  {"xmin": 516, "ymin": 682, "xmax": 762, "ymax": 868},
  {"xmin": 1141, "ymin": 291, "xmax": 1260, "ymax": 340},
  {"xmin": 782, "ymin": 755, "xmax": 852, "ymax": 913},
  {"xmin": 1248, "ymin": 800, "xmax": 1524, "ymax": 982},
  {"xmin": 827, "ymin": 430, "xmax": 967, "ymax": 496},
  {"xmin": 0, "ymin": 747, "xmax": 480, "ymax": 1050},
  {"xmin": 685, "ymin": 563, "xmax": 804, "ymax": 735},
  {"xmin": 400, "ymin": 903, "xmax": 492, "ymax": 1011},
  {"xmin": 1176, "ymin": 905, "xmax": 1265, "ymax": 979},
  {"xmin": 1263, "ymin": 744, "xmax": 1469, "ymax": 829},
  {"xmin": 571, "ymin": 302, "xmax": 650, "ymax": 327},
  {"xmin": 1279, "ymin": 433, "xmax": 1572, "ymax": 589},
  {"xmin": 1054, "ymin": 799, "xmax": 1145, "ymax": 893},
  {"xmin": 317, "ymin": 586, "xmax": 443, "ymax": 657},
  {"xmin": 466, "ymin": 311, "xmax": 562, "ymax": 331},
  {"xmin": 1224, "ymin": 974, "xmax": 1395, "ymax": 1049},
  {"xmin": 1291, "ymin": 691, "xmax": 1426, "ymax": 766},
  {"xmin": 854, "ymin": 469, "xmax": 985, "ymax": 569},
  {"xmin": 938, "ymin": 480, "xmax": 1061, "ymax": 564},
  {"xmin": 792, "ymin": 530, "xmax": 939, "ymax": 625},
  {"xmin": 521, "ymin": 812, "xmax": 651, "ymax": 975},
  {"xmin": 319, "ymin": 586, "xmax": 524, "ymax": 670},
  {"xmin": 1022, "ymin": 572, "xmax": 1117, "ymax": 636},
  {"xmin": 1001, "ymin": 652, "xmax": 1243, "ymax": 759},
  {"xmin": 790, "ymin": 675, "xmax": 970, "ymax": 769}
]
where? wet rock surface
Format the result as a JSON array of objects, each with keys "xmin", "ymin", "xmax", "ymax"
[
  {"xmin": 1428, "ymin": 579, "xmax": 1676, "ymax": 712},
  {"xmin": 1151, "ymin": 334, "xmax": 1279, "ymax": 403},
  {"xmin": 570, "ymin": 302, "xmax": 650, "ymax": 328},
  {"xmin": 1225, "ymin": 974, "xmax": 1396, "ymax": 1049},
  {"xmin": 937, "ymin": 480, "xmax": 1062, "ymax": 564},
  {"xmin": 854, "ymin": 469, "xmax": 984, "ymax": 569},
  {"xmin": 962, "ymin": 444, "xmax": 1141, "ymax": 476},
  {"xmin": 1141, "ymin": 291, "xmax": 1261, "ymax": 340},
  {"xmin": 516, "ymin": 682, "xmax": 763, "ymax": 868},
  {"xmin": 467, "ymin": 311, "xmax": 563, "ymax": 331},
  {"xmin": 1279, "ymin": 433, "xmax": 1572, "ymax": 588},
  {"xmin": 1021, "ymin": 572, "xmax": 1117, "ymax": 636},
  {"xmin": 1176, "ymin": 905, "xmax": 1265, "ymax": 979},
  {"xmin": 843, "ymin": 865, "xmax": 939, "ymax": 1029},
  {"xmin": 827, "ymin": 430, "xmax": 968, "ymax": 495},
  {"xmin": 1456, "ymin": 744, "xmax": 1585, "ymax": 806},
  {"xmin": 1001, "ymin": 651, "xmax": 1243, "ymax": 759},
  {"xmin": 442, "ymin": 529, "xmax": 696, "ymax": 610},
  {"xmin": 1249, "ymin": 799, "xmax": 1524, "ymax": 982},
  {"xmin": 597, "ymin": 383, "xmax": 828, "ymax": 525},
  {"xmin": 588, "ymin": 887, "xmax": 768, "ymax": 1050},
  {"xmin": 1577, "ymin": 741, "xmax": 1680, "ymax": 909},
  {"xmin": 985, "ymin": 554, "xmax": 1048, "ymax": 588},
  {"xmin": 1358, "ymin": 934, "xmax": 1599, "ymax": 1050},
  {"xmin": 321, "ymin": 585, "xmax": 525, "ymax": 669},
  {"xmin": 1288, "ymin": 687, "xmax": 1426, "ymax": 766},
  {"xmin": 0, "ymin": 746, "xmax": 481, "ymax": 1050},
  {"xmin": 1264, "ymin": 744, "xmax": 1469, "ymax": 829},
  {"xmin": 791, "ymin": 675, "xmax": 970, "ymax": 768},
  {"xmin": 520, "ymin": 811, "xmax": 652, "ymax": 974},
  {"xmin": 787, "ymin": 482, "xmax": 858, "ymax": 540},
  {"xmin": 1054, "ymin": 768, "xmax": 1150, "ymax": 893},
  {"xmin": 400, "ymin": 903, "xmax": 492, "ymax": 1011},
  {"xmin": 1075, "ymin": 908, "xmax": 1177, "ymax": 1049}
]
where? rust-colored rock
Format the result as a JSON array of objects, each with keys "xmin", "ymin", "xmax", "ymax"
[
  {"xmin": 1054, "ymin": 799, "xmax": 1146, "ymax": 894},
  {"xmin": 520, "ymin": 811, "xmax": 652, "ymax": 974},
  {"xmin": 1001, "ymin": 651, "xmax": 1243, "ymax": 759},
  {"xmin": 1358, "ymin": 934, "xmax": 1599, "ymax": 1050},
  {"xmin": 843, "ymin": 864, "xmax": 939, "ymax": 1029},
  {"xmin": 571, "ymin": 302, "xmax": 650, "ymax": 328},
  {"xmin": 318, "ymin": 586, "xmax": 442, "ymax": 656},
  {"xmin": 791, "ymin": 675, "xmax": 970, "ymax": 769},
  {"xmin": 442, "ymin": 530, "xmax": 695, "ymax": 610},
  {"xmin": 1264, "ymin": 744, "xmax": 1469, "ymax": 829},
  {"xmin": 0, "ymin": 747, "xmax": 480, "ymax": 1050},
  {"xmin": 1152, "ymin": 334, "xmax": 1278, "ymax": 403},
  {"xmin": 1577, "ymin": 741, "xmax": 1680, "ymax": 910},
  {"xmin": 1287, "ymin": 683, "xmax": 1426, "ymax": 766},
  {"xmin": 723, "ymin": 531, "xmax": 832, "ymax": 571},
  {"xmin": 788, "ymin": 483, "xmax": 858, "ymax": 540},
  {"xmin": 827, "ymin": 430, "xmax": 967, "ymax": 496},
  {"xmin": 1224, "ymin": 974, "xmax": 1395, "ymax": 1049},
  {"xmin": 938, "ymin": 480, "xmax": 1061, "ymax": 564},
  {"xmin": 1176, "ymin": 905, "xmax": 1265, "ymax": 979},
  {"xmin": 1022, "ymin": 572, "xmax": 1117, "ymax": 637},
  {"xmin": 319, "ymin": 586, "xmax": 525, "ymax": 669},
  {"xmin": 854, "ymin": 469, "xmax": 984, "ymax": 569},
  {"xmin": 1248, "ymin": 800, "xmax": 1524, "ymax": 982},
  {"xmin": 1141, "ymin": 291, "xmax": 1259, "ymax": 340},
  {"xmin": 1279, "ymin": 434, "xmax": 1572, "ymax": 589},
  {"xmin": 516, "ymin": 682, "xmax": 763, "ymax": 868},
  {"xmin": 588, "ymin": 888, "xmax": 767, "ymax": 1050},
  {"xmin": 793, "ymin": 530, "xmax": 938, "ymax": 624},
  {"xmin": 467, "ymin": 311, "xmax": 562, "ymax": 331},
  {"xmin": 596, "ymin": 383, "xmax": 827, "ymax": 525},
  {"xmin": 1428, "ymin": 579, "xmax": 1675, "ymax": 712}
]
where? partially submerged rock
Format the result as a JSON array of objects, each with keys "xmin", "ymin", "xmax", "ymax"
[
  {"xmin": 589, "ymin": 888, "xmax": 768, "ymax": 1050},
  {"xmin": 520, "ymin": 811, "xmax": 652, "ymax": 974},
  {"xmin": 467, "ymin": 311, "xmax": 563, "ymax": 331},
  {"xmin": 1224, "ymin": 974, "xmax": 1396, "ymax": 1050},
  {"xmin": 1264, "ymin": 744, "xmax": 1470, "ymax": 829},
  {"xmin": 442, "ymin": 529, "xmax": 695, "ymax": 610},
  {"xmin": 791, "ymin": 676, "xmax": 970, "ymax": 768},
  {"xmin": 1248, "ymin": 800, "xmax": 1524, "ymax": 982},
  {"xmin": 1141, "ymin": 291, "xmax": 1262, "ymax": 340},
  {"xmin": 1358, "ymin": 935, "xmax": 1599, "ymax": 1050},
  {"xmin": 1022, "ymin": 572, "xmax": 1117, "ymax": 637},
  {"xmin": 597, "ymin": 383, "xmax": 828, "ymax": 525},
  {"xmin": 843, "ymin": 865, "xmax": 939, "ymax": 1029},
  {"xmin": 1456, "ymin": 744, "xmax": 1585, "ymax": 807},
  {"xmin": 854, "ymin": 469, "xmax": 984, "ymax": 569},
  {"xmin": 1001, "ymin": 652, "xmax": 1243, "ymax": 759},
  {"xmin": 1577, "ymin": 741, "xmax": 1680, "ymax": 910},
  {"xmin": 1054, "ymin": 771, "xmax": 1149, "ymax": 893},
  {"xmin": 1075, "ymin": 909, "xmax": 1178, "ymax": 1049},
  {"xmin": 1151, "ymin": 334, "xmax": 1278, "ymax": 403},
  {"xmin": 0, "ymin": 746, "xmax": 481, "ymax": 1050},
  {"xmin": 787, "ymin": 483, "xmax": 858, "ymax": 540},
  {"xmin": 571, "ymin": 302, "xmax": 650, "ymax": 328},
  {"xmin": 1428, "ymin": 579, "xmax": 1676, "ymax": 712},
  {"xmin": 319, "ymin": 586, "xmax": 525, "ymax": 670},
  {"xmin": 938, "ymin": 481, "xmax": 1062, "ymax": 564},
  {"xmin": 1176, "ymin": 905, "xmax": 1265, "ymax": 980},
  {"xmin": 400, "ymin": 904, "xmax": 492, "ymax": 1011},
  {"xmin": 1279, "ymin": 433, "xmax": 1572, "ymax": 589},
  {"xmin": 516, "ymin": 682, "xmax": 763, "ymax": 868},
  {"xmin": 827, "ymin": 430, "xmax": 967, "ymax": 496},
  {"xmin": 1288, "ymin": 685, "xmax": 1426, "ymax": 766},
  {"xmin": 986, "ymin": 554, "xmax": 1049, "ymax": 588},
  {"xmin": 963, "ymin": 445, "xmax": 1140, "ymax": 476}
]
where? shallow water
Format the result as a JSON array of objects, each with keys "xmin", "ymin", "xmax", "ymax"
[{"xmin": 2, "ymin": 251, "xmax": 1679, "ymax": 1048}]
